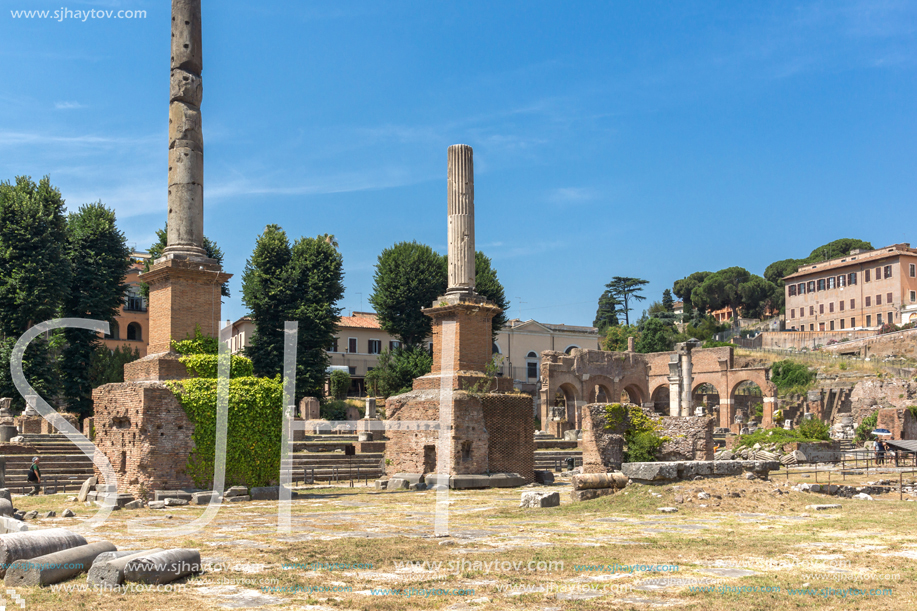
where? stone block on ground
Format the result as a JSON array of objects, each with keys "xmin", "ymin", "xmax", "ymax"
[
  {"xmin": 408, "ymin": 482, "xmax": 427, "ymax": 491},
  {"xmin": 88, "ymin": 548, "xmax": 164, "ymax": 586},
  {"xmin": 534, "ymin": 470, "xmax": 555, "ymax": 485},
  {"xmin": 805, "ymin": 504, "xmax": 842, "ymax": 511},
  {"xmin": 386, "ymin": 478, "xmax": 409, "ymax": 491},
  {"xmin": 0, "ymin": 499, "xmax": 12, "ymax": 517},
  {"xmin": 164, "ymin": 498, "xmax": 188, "ymax": 507},
  {"xmin": 61, "ymin": 509, "xmax": 75, "ymax": 518},
  {"xmin": 0, "ymin": 518, "xmax": 27, "ymax": 534},
  {"xmin": 571, "ymin": 472, "xmax": 628, "ymax": 491},
  {"xmin": 250, "ymin": 486, "xmax": 295, "ymax": 501},
  {"xmin": 449, "ymin": 475, "xmax": 491, "ymax": 489},
  {"xmin": 223, "ymin": 495, "xmax": 249, "ymax": 503},
  {"xmin": 147, "ymin": 502, "xmax": 166, "ymax": 510},
  {"xmin": 392, "ymin": 473, "xmax": 424, "ymax": 486},
  {"xmin": 153, "ymin": 491, "xmax": 192, "ymax": 503},
  {"xmin": 488, "ymin": 473, "xmax": 527, "ymax": 488},
  {"xmin": 657, "ymin": 507, "xmax": 678, "ymax": 513},
  {"xmin": 191, "ymin": 491, "xmax": 217, "ymax": 505},
  {"xmin": 853, "ymin": 493, "xmax": 874, "ymax": 501},
  {"xmin": 124, "ymin": 500, "xmax": 144, "ymax": 510},
  {"xmin": 520, "ymin": 491, "xmax": 560, "ymax": 508},
  {"xmin": 373, "ymin": 480, "xmax": 388, "ymax": 490},
  {"xmin": 22, "ymin": 511, "xmax": 37, "ymax": 521},
  {"xmin": 620, "ymin": 463, "xmax": 678, "ymax": 482},
  {"xmin": 223, "ymin": 486, "xmax": 248, "ymax": 498},
  {"xmin": 78, "ymin": 477, "xmax": 97, "ymax": 503},
  {"xmin": 0, "ymin": 490, "xmax": 11, "ymax": 505}
]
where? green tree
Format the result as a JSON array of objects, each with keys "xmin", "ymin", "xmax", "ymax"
[
  {"xmin": 0, "ymin": 176, "xmax": 69, "ymax": 411},
  {"xmin": 763, "ymin": 258, "xmax": 802, "ymax": 286},
  {"xmin": 140, "ymin": 224, "xmax": 230, "ymax": 298},
  {"xmin": 242, "ymin": 225, "xmax": 292, "ymax": 379},
  {"xmin": 365, "ymin": 345, "xmax": 433, "ymax": 398},
  {"xmin": 59, "ymin": 203, "xmax": 131, "ymax": 418},
  {"xmin": 764, "ymin": 239, "xmax": 873, "ymax": 286},
  {"xmin": 593, "ymin": 289, "xmax": 620, "ymax": 333},
  {"xmin": 662, "ymin": 289, "xmax": 674, "ymax": 312},
  {"xmin": 692, "ymin": 267, "xmax": 778, "ymax": 327},
  {"xmin": 474, "ymin": 251, "xmax": 510, "ymax": 339},
  {"xmin": 0, "ymin": 176, "xmax": 69, "ymax": 336},
  {"xmin": 88, "ymin": 344, "xmax": 141, "ymax": 388},
  {"xmin": 602, "ymin": 325, "xmax": 638, "ymax": 351},
  {"xmin": 242, "ymin": 226, "xmax": 345, "ymax": 401},
  {"xmin": 369, "ymin": 241, "xmax": 447, "ymax": 347},
  {"xmin": 672, "ymin": 271, "xmax": 712, "ymax": 313},
  {"xmin": 603, "ymin": 277, "xmax": 648, "ymax": 326},
  {"xmin": 635, "ymin": 317, "xmax": 676, "ymax": 353},
  {"xmin": 285, "ymin": 235, "xmax": 345, "ymax": 399}
]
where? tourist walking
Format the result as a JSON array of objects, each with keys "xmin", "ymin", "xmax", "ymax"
[{"xmin": 27, "ymin": 456, "xmax": 41, "ymax": 496}]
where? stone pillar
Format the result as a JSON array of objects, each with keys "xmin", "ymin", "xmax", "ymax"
[
  {"xmin": 627, "ymin": 336, "xmax": 635, "ymax": 352},
  {"xmin": 164, "ymin": 0, "xmax": 206, "ymax": 259},
  {"xmin": 667, "ymin": 356, "xmax": 681, "ymax": 417},
  {"xmin": 680, "ymin": 347, "xmax": 694, "ymax": 417},
  {"xmin": 446, "ymin": 144, "xmax": 475, "ymax": 295},
  {"xmin": 364, "ymin": 397, "xmax": 376, "ymax": 419}
]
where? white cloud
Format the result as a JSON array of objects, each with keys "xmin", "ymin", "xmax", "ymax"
[{"xmin": 54, "ymin": 101, "xmax": 85, "ymax": 110}]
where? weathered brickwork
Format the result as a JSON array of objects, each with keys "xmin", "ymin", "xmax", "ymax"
[
  {"xmin": 124, "ymin": 352, "xmax": 189, "ymax": 383},
  {"xmin": 482, "ymin": 394, "xmax": 535, "ymax": 482},
  {"xmin": 142, "ymin": 258, "xmax": 230, "ymax": 354},
  {"xmin": 40, "ymin": 412, "xmax": 79, "ymax": 435},
  {"xmin": 91, "ymin": 381, "xmax": 195, "ymax": 497},
  {"xmin": 877, "ymin": 407, "xmax": 917, "ymax": 441},
  {"xmin": 656, "ymin": 415, "xmax": 715, "ymax": 461},
  {"xmin": 17, "ymin": 416, "xmax": 42, "ymax": 434},
  {"xmin": 385, "ymin": 389, "xmax": 489, "ymax": 476}
]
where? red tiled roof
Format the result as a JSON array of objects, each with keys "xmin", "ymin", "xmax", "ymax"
[{"xmin": 338, "ymin": 313, "xmax": 382, "ymax": 329}]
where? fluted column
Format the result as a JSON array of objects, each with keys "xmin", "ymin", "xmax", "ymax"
[
  {"xmin": 164, "ymin": 0, "xmax": 207, "ymax": 258},
  {"xmin": 447, "ymin": 144, "xmax": 475, "ymax": 294}
]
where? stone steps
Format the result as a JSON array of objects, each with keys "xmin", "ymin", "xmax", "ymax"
[{"xmin": 534, "ymin": 450, "xmax": 583, "ymax": 470}]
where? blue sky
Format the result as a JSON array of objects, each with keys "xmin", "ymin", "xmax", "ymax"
[{"xmin": 3, "ymin": 1, "xmax": 916, "ymax": 327}]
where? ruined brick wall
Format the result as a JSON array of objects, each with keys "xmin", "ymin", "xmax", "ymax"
[
  {"xmin": 92, "ymin": 381, "xmax": 194, "ymax": 497},
  {"xmin": 580, "ymin": 403, "xmax": 623, "ymax": 473},
  {"xmin": 850, "ymin": 378, "xmax": 917, "ymax": 422},
  {"xmin": 17, "ymin": 417, "xmax": 42, "ymax": 434},
  {"xmin": 656, "ymin": 416, "xmax": 714, "ymax": 461},
  {"xmin": 385, "ymin": 389, "xmax": 489, "ymax": 476},
  {"xmin": 482, "ymin": 394, "xmax": 534, "ymax": 482},
  {"xmin": 877, "ymin": 408, "xmax": 917, "ymax": 441},
  {"xmin": 40, "ymin": 413, "xmax": 79, "ymax": 435}
]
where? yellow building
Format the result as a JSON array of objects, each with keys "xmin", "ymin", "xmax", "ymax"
[{"xmin": 100, "ymin": 252, "xmax": 150, "ymax": 357}]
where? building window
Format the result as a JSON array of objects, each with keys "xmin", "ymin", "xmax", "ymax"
[
  {"xmin": 105, "ymin": 321, "xmax": 120, "ymax": 340},
  {"xmin": 840, "ymin": 319, "xmax": 845, "ymax": 329},
  {"xmin": 809, "ymin": 306, "xmax": 815, "ymax": 316},
  {"xmin": 827, "ymin": 277, "xmax": 835, "ymax": 289},
  {"xmin": 848, "ymin": 272, "xmax": 857, "ymax": 285},
  {"xmin": 911, "ymin": 263, "xmax": 916, "ymax": 278},
  {"xmin": 889, "ymin": 311, "xmax": 894, "ymax": 323},
  {"xmin": 829, "ymin": 302, "xmax": 834, "ymax": 313},
  {"xmin": 850, "ymin": 299, "xmax": 855, "ymax": 309},
  {"xmin": 329, "ymin": 339, "xmax": 338, "ymax": 352},
  {"xmin": 368, "ymin": 339, "xmax": 381, "ymax": 354},
  {"xmin": 838, "ymin": 275, "xmax": 846, "ymax": 288},
  {"xmin": 389, "ymin": 340, "xmax": 401, "ymax": 351},
  {"xmin": 829, "ymin": 320, "xmax": 834, "ymax": 331},
  {"xmin": 865, "ymin": 269, "xmax": 871, "ymax": 282},
  {"xmin": 876, "ymin": 294, "xmax": 882, "ymax": 306},
  {"xmin": 911, "ymin": 291, "xmax": 916, "ymax": 303},
  {"xmin": 807, "ymin": 281, "xmax": 816, "ymax": 293},
  {"xmin": 788, "ymin": 285, "xmax": 797, "ymax": 297},
  {"xmin": 839, "ymin": 300, "xmax": 844, "ymax": 312},
  {"xmin": 819, "ymin": 304, "xmax": 824, "ymax": 315},
  {"xmin": 884, "ymin": 265, "xmax": 892, "ymax": 279},
  {"xmin": 865, "ymin": 296, "xmax": 871, "ymax": 307},
  {"xmin": 809, "ymin": 324, "xmax": 814, "ymax": 331},
  {"xmin": 527, "ymin": 361, "xmax": 538, "ymax": 379},
  {"xmin": 877, "ymin": 313, "xmax": 883, "ymax": 325},
  {"xmin": 348, "ymin": 366, "xmax": 356, "ymax": 376},
  {"xmin": 348, "ymin": 337, "xmax": 357, "ymax": 353},
  {"xmin": 790, "ymin": 309, "xmax": 795, "ymax": 319},
  {"xmin": 819, "ymin": 322, "xmax": 825, "ymax": 331},
  {"xmin": 817, "ymin": 279, "xmax": 826, "ymax": 291},
  {"xmin": 124, "ymin": 285, "xmax": 146, "ymax": 312},
  {"xmin": 798, "ymin": 283, "xmax": 806, "ymax": 295},
  {"xmin": 887, "ymin": 292, "xmax": 893, "ymax": 304},
  {"xmin": 126, "ymin": 322, "xmax": 142, "ymax": 341},
  {"xmin": 851, "ymin": 317, "xmax": 855, "ymax": 328},
  {"xmin": 866, "ymin": 315, "xmax": 871, "ymax": 327}
]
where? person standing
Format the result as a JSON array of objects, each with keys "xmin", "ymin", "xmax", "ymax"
[{"xmin": 27, "ymin": 457, "xmax": 41, "ymax": 496}]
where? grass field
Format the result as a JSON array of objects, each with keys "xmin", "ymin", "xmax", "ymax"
[{"xmin": 7, "ymin": 468, "xmax": 917, "ymax": 610}]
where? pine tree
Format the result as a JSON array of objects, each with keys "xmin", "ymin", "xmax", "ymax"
[{"xmin": 473, "ymin": 251, "xmax": 509, "ymax": 340}]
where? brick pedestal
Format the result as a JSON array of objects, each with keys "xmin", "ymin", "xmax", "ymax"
[{"xmin": 141, "ymin": 254, "xmax": 231, "ymax": 355}]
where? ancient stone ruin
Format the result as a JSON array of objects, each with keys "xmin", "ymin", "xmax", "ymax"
[
  {"xmin": 91, "ymin": 0, "xmax": 231, "ymax": 497},
  {"xmin": 384, "ymin": 145, "xmax": 534, "ymax": 487}
]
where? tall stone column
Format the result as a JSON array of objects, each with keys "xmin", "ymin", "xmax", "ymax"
[
  {"xmin": 668, "ymin": 356, "xmax": 681, "ymax": 417},
  {"xmin": 447, "ymin": 144, "xmax": 475, "ymax": 295},
  {"xmin": 165, "ymin": 0, "xmax": 206, "ymax": 259},
  {"xmin": 680, "ymin": 346, "xmax": 694, "ymax": 417}
]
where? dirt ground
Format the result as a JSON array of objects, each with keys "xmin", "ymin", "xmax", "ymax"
[{"xmin": 8, "ymin": 468, "xmax": 917, "ymax": 611}]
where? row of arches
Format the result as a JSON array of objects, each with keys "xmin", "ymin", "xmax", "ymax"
[
  {"xmin": 104, "ymin": 321, "xmax": 144, "ymax": 341},
  {"xmin": 649, "ymin": 380, "xmax": 763, "ymax": 416}
]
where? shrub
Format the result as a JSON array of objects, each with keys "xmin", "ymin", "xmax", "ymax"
[
  {"xmin": 329, "ymin": 369, "xmax": 351, "ymax": 399},
  {"xmin": 855, "ymin": 413, "xmax": 878, "ymax": 443},
  {"xmin": 798, "ymin": 418, "xmax": 831, "ymax": 441},
  {"xmin": 321, "ymin": 399, "xmax": 350, "ymax": 421},
  {"xmin": 604, "ymin": 403, "xmax": 669, "ymax": 462},
  {"xmin": 179, "ymin": 353, "xmax": 254, "ymax": 379},
  {"xmin": 365, "ymin": 345, "xmax": 432, "ymax": 398},
  {"xmin": 770, "ymin": 359, "xmax": 815, "ymax": 394}
]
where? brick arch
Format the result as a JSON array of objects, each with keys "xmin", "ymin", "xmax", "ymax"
[
  {"xmin": 541, "ymin": 373, "xmax": 584, "ymax": 436},
  {"xmin": 725, "ymin": 373, "xmax": 777, "ymax": 428},
  {"xmin": 650, "ymin": 383, "xmax": 669, "ymax": 415},
  {"xmin": 586, "ymin": 374, "xmax": 617, "ymax": 404},
  {"xmin": 619, "ymin": 375, "xmax": 648, "ymax": 406}
]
